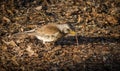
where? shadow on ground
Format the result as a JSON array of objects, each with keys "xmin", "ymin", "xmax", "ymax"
[{"xmin": 56, "ymin": 36, "xmax": 120, "ymax": 46}]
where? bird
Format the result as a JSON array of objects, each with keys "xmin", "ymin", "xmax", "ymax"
[{"xmin": 13, "ymin": 23, "xmax": 76, "ymax": 45}]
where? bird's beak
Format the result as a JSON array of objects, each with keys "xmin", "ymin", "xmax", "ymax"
[{"xmin": 69, "ymin": 30, "xmax": 76, "ymax": 35}]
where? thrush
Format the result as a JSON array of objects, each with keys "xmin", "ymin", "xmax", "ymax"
[{"xmin": 13, "ymin": 23, "xmax": 76, "ymax": 45}]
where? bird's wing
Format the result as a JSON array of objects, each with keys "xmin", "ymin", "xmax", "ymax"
[{"xmin": 35, "ymin": 24, "xmax": 61, "ymax": 35}]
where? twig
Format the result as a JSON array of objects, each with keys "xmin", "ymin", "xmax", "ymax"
[{"xmin": 75, "ymin": 31, "xmax": 79, "ymax": 47}]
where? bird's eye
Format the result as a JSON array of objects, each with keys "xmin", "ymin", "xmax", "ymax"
[
  {"xmin": 64, "ymin": 29, "xmax": 70, "ymax": 33},
  {"xmin": 67, "ymin": 29, "xmax": 70, "ymax": 32}
]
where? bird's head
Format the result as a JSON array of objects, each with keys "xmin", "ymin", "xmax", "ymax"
[{"xmin": 57, "ymin": 24, "xmax": 76, "ymax": 35}]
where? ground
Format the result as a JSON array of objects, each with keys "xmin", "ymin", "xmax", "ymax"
[{"xmin": 0, "ymin": 0, "xmax": 120, "ymax": 71}]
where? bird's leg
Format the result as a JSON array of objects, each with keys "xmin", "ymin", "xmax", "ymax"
[
  {"xmin": 43, "ymin": 42, "xmax": 54, "ymax": 51},
  {"xmin": 44, "ymin": 42, "xmax": 51, "ymax": 47},
  {"xmin": 50, "ymin": 41, "xmax": 55, "ymax": 46}
]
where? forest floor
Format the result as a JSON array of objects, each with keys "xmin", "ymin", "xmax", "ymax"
[{"xmin": 0, "ymin": 0, "xmax": 120, "ymax": 71}]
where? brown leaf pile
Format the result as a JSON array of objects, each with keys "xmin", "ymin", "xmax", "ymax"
[{"xmin": 0, "ymin": 0, "xmax": 120, "ymax": 71}]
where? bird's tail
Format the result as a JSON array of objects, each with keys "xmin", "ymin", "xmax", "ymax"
[{"xmin": 12, "ymin": 29, "xmax": 37, "ymax": 39}]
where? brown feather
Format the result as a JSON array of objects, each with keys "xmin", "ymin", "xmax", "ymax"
[{"xmin": 35, "ymin": 24, "xmax": 62, "ymax": 35}]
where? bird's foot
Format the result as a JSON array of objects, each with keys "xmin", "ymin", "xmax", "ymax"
[{"xmin": 43, "ymin": 42, "xmax": 55, "ymax": 51}]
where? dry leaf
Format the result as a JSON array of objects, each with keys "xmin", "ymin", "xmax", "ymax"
[
  {"xmin": 77, "ymin": 15, "xmax": 83, "ymax": 23},
  {"xmin": 7, "ymin": 9, "xmax": 14, "ymax": 15},
  {"xmin": 1, "ymin": 45, "xmax": 7, "ymax": 51},
  {"xmin": 106, "ymin": 15, "xmax": 118, "ymax": 25},
  {"xmin": 2, "ymin": 40, "xmax": 17, "ymax": 46},
  {"xmin": 11, "ymin": 56, "xmax": 19, "ymax": 65},
  {"xmin": 26, "ymin": 45, "xmax": 38, "ymax": 57},
  {"xmin": 35, "ymin": 6, "xmax": 42, "ymax": 10},
  {"xmin": 2, "ymin": 16, "xmax": 11, "ymax": 23}
]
